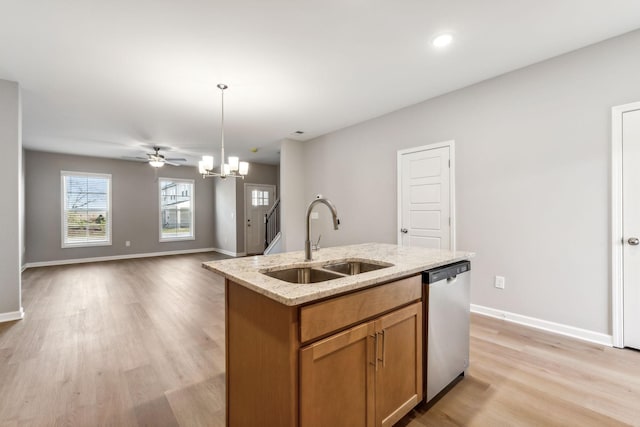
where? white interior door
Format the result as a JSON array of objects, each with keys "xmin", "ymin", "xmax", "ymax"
[
  {"xmin": 623, "ymin": 108, "xmax": 640, "ymax": 349},
  {"xmin": 244, "ymin": 184, "xmax": 275, "ymax": 255},
  {"xmin": 398, "ymin": 142, "xmax": 453, "ymax": 250}
]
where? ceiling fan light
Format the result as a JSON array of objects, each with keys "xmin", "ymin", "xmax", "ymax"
[
  {"xmin": 223, "ymin": 163, "xmax": 231, "ymax": 176},
  {"xmin": 239, "ymin": 161, "xmax": 249, "ymax": 176},
  {"xmin": 198, "ymin": 160, "xmax": 206, "ymax": 174},
  {"xmin": 203, "ymin": 155, "xmax": 214, "ymax": 171},
  {"xmin": 228, "ymin": 156, "xmax": 239, "ymax": 172},
  {"xmin": 149, "ymin": 160, "xmax": 164, "ymax": 168}
]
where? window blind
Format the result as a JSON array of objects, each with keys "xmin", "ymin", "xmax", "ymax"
[{"xmin": 61, "ymin": 171, "xmax": 112, "ymax": 247}]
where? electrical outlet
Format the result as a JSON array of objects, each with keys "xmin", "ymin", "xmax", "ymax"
[
  {"xmin": 494, "ymin": 276, "xmax": 505, "ymax": 289},
  {"xmin": 125, "ymin": 241, "xmax": 131, "ymax": 247}
]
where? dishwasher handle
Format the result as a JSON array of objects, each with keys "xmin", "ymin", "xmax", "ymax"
[{"xmin": 423, "ymin": 261, "xmax": 470, "ymax": 284}]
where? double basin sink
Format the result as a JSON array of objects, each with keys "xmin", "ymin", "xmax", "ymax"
[{"xmin": 262, "ymin": 259, "xmax": 394, "ymax": 284}]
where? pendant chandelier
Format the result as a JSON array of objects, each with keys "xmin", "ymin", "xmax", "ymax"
[{"xmin": 199, "ymin": 84, "xmax": 249, "ymax": 179}]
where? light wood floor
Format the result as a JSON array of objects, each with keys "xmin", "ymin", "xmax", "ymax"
[{"xmin": 1, "ymin": 254, "xmax": 639, "ymax": 426}]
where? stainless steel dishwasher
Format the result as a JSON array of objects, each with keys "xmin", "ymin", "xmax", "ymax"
[{"xmin": 423, "ymin": 260, "xmax": 471, "ymax": 403}]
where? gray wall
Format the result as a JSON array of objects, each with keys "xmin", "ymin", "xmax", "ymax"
[
  {"xmin": 21, "ymin": 148, "xmax": 25, "ymax": 267},
  {"xmin": 0, "ymin": 79, "xmax": 22, "ymax": 316},
  {"xmin": 297, "ymin": 29, "xmax": 640, "ymax": 336},
  {"xmin": 213, "ymin": 177, "xmax": 238, "ymax": 254},
  {"xmin": 25, "ymin": 150, "xmax": 216, "ymax": 263},
  {"xmin": 235, "ymin": 163, "xmax": 279, "ymax": 254},
  {"xmin": 280, "ymin": 139, "xmax": 306, "ymax": 252}
]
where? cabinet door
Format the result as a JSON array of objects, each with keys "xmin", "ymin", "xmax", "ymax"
[
  {"xmin": 300, "ymin": 321, "xmax": 376, "ymax": 427},
  {"xmin": 375, "ymin": 302, "xmax": 423, "ymax": 427}
]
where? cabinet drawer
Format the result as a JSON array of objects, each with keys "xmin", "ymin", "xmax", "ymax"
[{"xmin": 300, "ymin": 275, "xmax": 421, "ymax": 343}]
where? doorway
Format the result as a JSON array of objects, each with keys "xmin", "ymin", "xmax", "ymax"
[
  {"xmin": 612, "ymin": 102, "xmax": 640, "ymax": 349},
  {"xmin": 397, "ymin": 141, "xmax": 455, "ymax": 250},
  {"xmin": 244, "ymin": 183, "xmax": 276, "ymax": 255}
]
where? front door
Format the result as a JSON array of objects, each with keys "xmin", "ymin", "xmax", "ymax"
[
  {"xmin": 623, "ymin": 108, "xmax": 640, "ymax": 349},
  {"xmin": 398, "ymin": 142, "xmax": 453, "ymax": 250},
  {"xmin": 245, "ymin": 184, "xmax": 275, "ymax": 255}
]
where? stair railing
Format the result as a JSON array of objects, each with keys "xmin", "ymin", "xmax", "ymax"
[{"xmin": 264, "ymin": 197, "xmax": 281, "ymax": 249}]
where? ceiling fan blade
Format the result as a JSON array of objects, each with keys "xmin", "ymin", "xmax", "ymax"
[
  {"xmin": 122, "ymin": 156, "xmax": 149, "ymax": 161},
  {"xmin": 129, "ymin": 147, "xmax": 187, "ymax": 167}
]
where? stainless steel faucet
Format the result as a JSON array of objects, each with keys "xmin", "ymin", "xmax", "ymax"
[{"xmin": 305, "ymin": 195, "xmax": 340, "ymax": 261}]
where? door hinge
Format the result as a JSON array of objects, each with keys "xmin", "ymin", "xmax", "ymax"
[{"xmin": 448, "ymin": 159, "xmax": 451, "ymax": 168}]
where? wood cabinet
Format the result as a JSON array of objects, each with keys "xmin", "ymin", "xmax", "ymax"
[
  {"xmin": 375, "ymin": 302, "xmax": 423, "ymax": 427},
  {"xmin": 300, "ymin": 321, "xmax": 376, "ymax": 427},
  {"xmin": 225, "ymin": 275, "xmax": 422, "ymax": 427},
  {"xmin": 299, "ymin": 302, "xmax": 422, "ymax": 427}
]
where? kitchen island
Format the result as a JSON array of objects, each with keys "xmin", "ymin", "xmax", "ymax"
[{"xmin": 203, "ymin": 243, "xmax": 474, "ymax": 427}]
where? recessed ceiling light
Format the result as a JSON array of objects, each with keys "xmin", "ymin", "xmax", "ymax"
[{"xmin": 432, "ymin": 33, "xmax": 453, "ymax": 48}]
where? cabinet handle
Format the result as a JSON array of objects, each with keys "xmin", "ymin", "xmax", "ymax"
[
  {"xmin": 370, "ymin": 334, "xmax": 378, "ymax": 370},
  {"xmin": 379, "ymin": 330, "xmax": 386, "ymax": 367}
]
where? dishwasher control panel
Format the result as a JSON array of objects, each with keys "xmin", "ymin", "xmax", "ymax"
[{"xmin": 423, "ymin": 261, "xmax": 470, "ymax": 284}]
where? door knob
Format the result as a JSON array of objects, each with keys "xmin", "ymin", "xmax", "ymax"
[
  {"xmin": 400, "ymin": 228, "xmax": 408, "ymax": 234},
  {"xmin": 629, "ymin": 237, "xmax": 640, "ymax": 246}
]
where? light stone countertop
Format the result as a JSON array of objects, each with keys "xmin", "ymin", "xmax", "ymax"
[{"xmin": 202, "ymin": 242, "xmax": 474, "ymax": 306}]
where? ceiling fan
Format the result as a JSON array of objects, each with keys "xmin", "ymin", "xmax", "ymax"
[{"xmin": 124, "ymin": 146, "xmax": 187, "ymax": 168}]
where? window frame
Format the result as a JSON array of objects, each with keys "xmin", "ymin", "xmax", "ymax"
[
  {"xmin": 251, "ymin": 189, "xmax": 270, "ymax": 207},
  {"xmin": 60, "ymin": 171, "xmax": 113, "ymax": 248},
  {"xmin": 158, "ymin": 177, "xmax": 195, "ymax": 242}
]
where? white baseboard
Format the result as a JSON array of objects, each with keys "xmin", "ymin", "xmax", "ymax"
[
  {"xmin": 23, "ymin": 247, "xmax": 218, "ymax": 269},
  {"xmin": 0, "ymin": 307, "xmax": 24, "ymax": 323},
  {"xmin": 471, "ymin": 304, "xmax": 613, "ymax": 347},
  {"xmin": 212, "ymin": 248, "xmax": 247, "ymax": 257}
]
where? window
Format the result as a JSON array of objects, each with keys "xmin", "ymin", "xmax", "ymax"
[
  {"xmin": 160, "ymin": 178, "xmax": 194, "ymax": 241},
  {"xmin": 61, "ymin": 171, "xmax": 112, "ymax": 247},
  {"xmin": 251, "ymin": 189, "xmax": 270, "ymax": 207}
]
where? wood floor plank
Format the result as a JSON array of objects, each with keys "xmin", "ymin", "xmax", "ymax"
[
  {"xmin": 2, "ymin": 253, "xmax": 640, "ymax": 426},
  {"xmin": 125, "ymin": 364, "xmax": 179, "ymax": 427},
  {"xmin": 165, "ymin": 374, "xmax": 225, "ymax": 427},
  {"xmin": 2, "ymin": 253, "xmax": 228, "ymax": 427}
]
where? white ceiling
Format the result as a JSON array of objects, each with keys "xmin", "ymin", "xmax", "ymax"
[{"xmin": 2, "ymin": 1, "xmax": 640, "ymax": 167}]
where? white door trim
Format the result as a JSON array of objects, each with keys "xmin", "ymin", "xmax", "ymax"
[
  {"xmin": 612, "ymin": 101, "xmax": 640, "ymax": 348},
  {"xmin": 244, "ymin": 183, "xmax": 276, "ymax": 255},
  {"xmin": 397, "ymin": 140, "xmax": 456, "ymax": 251}
]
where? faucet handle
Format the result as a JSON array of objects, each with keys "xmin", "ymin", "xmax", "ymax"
[{"xmin": 312, "ymin": 234, "xmax": 322, "ymax": 251}]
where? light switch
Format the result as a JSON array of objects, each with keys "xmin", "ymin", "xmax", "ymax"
[{"xmin": 311, "ymin": 212, "xmax": 319, "ymax": 220}]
